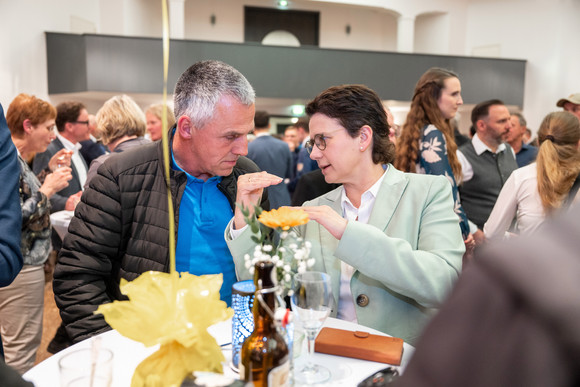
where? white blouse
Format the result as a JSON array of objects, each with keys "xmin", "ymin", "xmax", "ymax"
[{"xmin": 484, "ymin": 163, "xmax": 545, "ymax": 240}]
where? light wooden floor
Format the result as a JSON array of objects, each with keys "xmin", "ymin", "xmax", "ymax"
[{"xmin": 34, "ymin": 261, "xmax": 62, "ymax": 365}]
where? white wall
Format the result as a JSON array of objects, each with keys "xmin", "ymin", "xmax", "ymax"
[
  {"xmin": 414, "ymin": 13, "xmax": 450, "ymax": 54},
  {"xmin": 464, "ymin": 0, "xmax": 580, "ymax": 132},
  {"xmin": 0, "ymin": 0, "xmax": 99, "ymax": 106}
]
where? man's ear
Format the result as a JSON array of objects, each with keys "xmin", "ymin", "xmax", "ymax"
[
  {"xmin": 476, "ymin": 119, "xmax": 486, "ymax": 133},
  {"xmin": 177, "ymin": 115, "xmax": 193, "ymax": 139}
]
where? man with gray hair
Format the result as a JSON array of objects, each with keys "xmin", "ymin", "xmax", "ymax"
[
  {"xmin": 54, "ymin": 60, "xmax": 269, "ymax": 343},
  {"xmin": 506, "ymin": 112, "xmax": 537, "ymax": 167}
]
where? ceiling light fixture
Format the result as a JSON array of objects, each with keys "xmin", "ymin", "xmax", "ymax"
[
  {"xmin": 291, "ymin": 105, "xmax": 305, "ymax": 116},
  {"xmin": 278, "ymin": 0, "xmax": 289, "ymax": 8}
]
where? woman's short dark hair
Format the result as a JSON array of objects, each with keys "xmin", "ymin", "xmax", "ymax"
[{"xmin": 305, "ymin": 84, "xmax": 395, "ymax": 164}]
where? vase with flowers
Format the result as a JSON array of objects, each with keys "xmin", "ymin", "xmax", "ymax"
[
  {"xmin": 239, "ymin": 204, "xmax": 314, "ymax": 297},
  {"xmin": 233, "ymin": 204, "xmax": 314, "ymax": 370}
]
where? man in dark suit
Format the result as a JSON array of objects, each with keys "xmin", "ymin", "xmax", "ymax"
[
  {"xmin": 32, "ymin": 101, "xmax": 89, "ymax": 212},
  {"xmin": 79, "ymin": 114, "xmax": 108, "ymax": 167},
  {"xmin": 247, "ymin": 111, "xmax": 293, "ymax": 209}
]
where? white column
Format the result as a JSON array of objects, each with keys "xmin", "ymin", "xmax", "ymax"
[
  {"xmin": 397, "ymin": 15, "xmax": 415, "ymax": 53},
  {"xmin": 169, "ymin": 0, "xmax": 186, "ymax": 39}
]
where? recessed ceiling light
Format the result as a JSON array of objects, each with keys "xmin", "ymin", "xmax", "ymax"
[{"xmin": 291, "ymin": 105, "xmax": 305, "ymax": 116}]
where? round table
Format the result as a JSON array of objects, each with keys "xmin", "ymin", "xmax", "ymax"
[{"xmin": 24, "ymin": 318, "xmax": 414, "ymax": 386}]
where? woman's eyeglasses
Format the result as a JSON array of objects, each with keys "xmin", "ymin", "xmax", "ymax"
[{"xmin": 305, "ymin": 134, "xmax": 329, "ymax": 154}]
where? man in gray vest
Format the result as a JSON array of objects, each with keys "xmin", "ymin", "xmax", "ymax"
[{"xmin": 458, "ymin": 99, "xmax": 518, "ymax": 245}]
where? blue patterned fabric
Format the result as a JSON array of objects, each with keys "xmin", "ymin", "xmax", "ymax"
[{"xmin": 417, "ymin": 125, "xmax": 469, "ymax": 238}]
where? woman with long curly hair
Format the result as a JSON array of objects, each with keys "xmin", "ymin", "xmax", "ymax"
[
  {"xmin": 484, "ymin": 111, "xmax": 580, "ymax": 239},
  {"xmin": 394, "ymin": 68, "xmax": 471, "ymax": 244}
]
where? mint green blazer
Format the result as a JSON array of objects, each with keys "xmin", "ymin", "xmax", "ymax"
[{"xmin": 227, "ymin": 165, "xmax": 464, "ymax": 345}]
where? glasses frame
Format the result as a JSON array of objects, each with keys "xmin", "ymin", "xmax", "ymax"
[
  {"xmin": 305, "ymin": 133, "xmax": 328, "ymax": 154},
  {"xmin": 72, "ymin": 120, "xmax": 90, "ymax": 126}
]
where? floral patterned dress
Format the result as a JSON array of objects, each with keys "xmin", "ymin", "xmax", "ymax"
[
  {"xmin": 416, "ymin": 124, "xmax": 470, "ymax": 238},
  {"xmin": 18, "ymin": 156, "xmax": 52, "ymax": 265}
]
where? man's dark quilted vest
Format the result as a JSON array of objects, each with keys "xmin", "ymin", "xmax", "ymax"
[{"xmin": 459, "ymin": 141, "xmax": 518, "ymax": 229}]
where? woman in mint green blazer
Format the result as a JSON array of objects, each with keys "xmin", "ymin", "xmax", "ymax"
[{"xmin": 227, "ymin": 85, "xmax": 464, "ymax": 345}]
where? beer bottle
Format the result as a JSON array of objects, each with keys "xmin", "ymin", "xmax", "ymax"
[{"xmin": 240, "ymin": 261, "xmax": 289, "ymax": 387}]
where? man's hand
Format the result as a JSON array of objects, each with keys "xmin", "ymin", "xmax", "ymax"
[
  {"xmin": 64, "ymin": 191, "xmax": 82, "ymax": 211},
  {"xmin": 233, "ymin": 172, "xmax": 282, "ymax": 230},
  {"xmin": 473, "ymin": 229, "xmax": 486, "ymax": 246}
]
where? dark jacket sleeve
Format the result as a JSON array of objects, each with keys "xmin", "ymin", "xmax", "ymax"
[
  {"xmin": 0, "ymin": 104, "xmax": 23, "ymax": 287},
  {"xmin": 53, "ymin": 163, "xmax": 124, "ymax": 342}
]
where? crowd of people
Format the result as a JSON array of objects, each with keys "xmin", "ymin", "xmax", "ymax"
[{"xmin": 1, "ymin": 60, "xmax": 579, "ymax": 384}]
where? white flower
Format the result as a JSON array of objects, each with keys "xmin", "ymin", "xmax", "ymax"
[
  {"xmin": 280, "ymin": 231, "xmax": 289, "ymax": 239},
  {"xmin": 245, "ymin": 260, "xmax": 252, "ymax": 269},
  {"xmin": 278, "ymin": 247, "xmax": 286, "ymax": 253},
  {"xmin": 283, "ymin": 264, "xmax": 291, "ymax": 272},
  {"xmin": 249, "ymin": 266, "xmax": 255, "ymax": 275},
  {"xmin": 263, "ymin": 244, "xmax": 273, "ymax": 252},
  {"xmin": 284, "ymin": 273, "xmax": 291, "ymax": 282},
  {"xmin": 307, "ymin": 258, "xmax": 315, "ymax": 267},
  {"xmin": 304, "ymin": 241, "xmax": 312, "ymax": 248}
]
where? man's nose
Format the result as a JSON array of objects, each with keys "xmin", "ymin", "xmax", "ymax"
[{"xmin": 233, "ymin": 136, "xmax": 248, "ymax": 156}]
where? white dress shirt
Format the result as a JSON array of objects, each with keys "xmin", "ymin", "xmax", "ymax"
[
  {"xmin": 57, "ymin": 133, "xmax": 87, "ymax": 189},
  {"xmin": 456, "ymin": 133, "xmax": 514, "ymax": 183},
  {"xmin": 336, "ymin": 168, "xmax": 388, "ymax": 323},
  {"xmin": 457, "ymin": 133, "xmax": 516, "ymax": 233}
]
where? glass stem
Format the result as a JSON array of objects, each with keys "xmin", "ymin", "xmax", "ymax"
[{"xmin": 303, "ymin": 329, "xmax": 317, "ymax": 371}]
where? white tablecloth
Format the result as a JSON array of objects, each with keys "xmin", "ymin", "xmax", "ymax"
[
  {"xmin": 24, "ymin": 318, "xmax": 414, "ymax": 386},
  {"xmin": 50, "ymin": 210, "xmax": 74, "ymax": 240}
]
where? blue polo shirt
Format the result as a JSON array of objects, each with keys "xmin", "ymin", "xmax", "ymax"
[
  {"xmin": 516, "ymin": 142, "xmax": 538, "ymax": 167},
  {"xmin": 172, "ymin": 155, "xmax": 236, "ymax": 306}
]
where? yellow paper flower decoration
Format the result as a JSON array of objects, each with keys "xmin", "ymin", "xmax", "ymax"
[
  {"xmin": 258, "ymin": 207, "xmax": 309, "ymax": 230},
  {"xmin": 96, "ymin": 271, "xmax": 233, "ymax": 387}
]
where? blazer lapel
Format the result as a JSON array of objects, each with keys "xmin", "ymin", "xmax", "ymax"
[
  {"xmin": 315, "ymin": 188, "xmax": 343, "ymax": 299},
  {"xmin": 367, "ymin": 165, "xmax": 409, "ymax": 232}
]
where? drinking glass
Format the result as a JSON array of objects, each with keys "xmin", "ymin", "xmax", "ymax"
[
  {"xmin": 58, "ymin": 347, "xmax": 113, "ymax": 387},
  {"xmin": 291, "ymin": 271, "xmax": 334, "ymax": 384}
]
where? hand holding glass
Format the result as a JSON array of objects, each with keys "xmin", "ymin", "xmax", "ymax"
[{"xmin": 291, "ymin": 271, "xmax": 334, "ymax": 384}]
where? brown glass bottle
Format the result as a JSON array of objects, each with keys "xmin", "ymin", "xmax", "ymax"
[{"xmin": 240, "ymin": 261, "xmax": 290, "ymax": 387}]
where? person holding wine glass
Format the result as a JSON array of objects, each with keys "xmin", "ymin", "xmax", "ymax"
[
  {"xmin": 0, "ymin": 93, "xmax": 72, "ymax": 374},
  {"xmin": 228, "ymin": 84, "xmax": 465, "ymax": 347}
]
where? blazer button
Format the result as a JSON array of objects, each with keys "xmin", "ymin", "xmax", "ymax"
[{"xmin": 356, "ymin": 294, "xmax": 369, "ymax": 307}]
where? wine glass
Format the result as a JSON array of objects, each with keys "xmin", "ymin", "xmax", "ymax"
[{"xmin": 291, "ymin": 271, "xmax": 334, "ymax": 384}]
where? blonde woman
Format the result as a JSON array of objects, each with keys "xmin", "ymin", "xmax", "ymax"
[
  {"xmin": 84, "ymin": 95, "xmax": 150, "ymax": 188},
  {"xmin": 145, "ymin": 103, "xmax": 176, "ymax": 141},
  {"xmin": 485, "ymin": 111, "xmax": 580, "ymax": 239}
]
